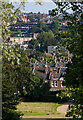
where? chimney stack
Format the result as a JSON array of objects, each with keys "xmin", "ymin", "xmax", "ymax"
[{"xmin": 51, "ymin": 73, "xmax": 53, "ymax": 80}]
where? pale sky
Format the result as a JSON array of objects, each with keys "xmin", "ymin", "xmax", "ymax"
[
  {"xmin": 11, "ymin": 0, "xmax": 56, "ymax": 14},
  {"xmin": 9, "ymin": 0, "xmax": 53, "ymax": 2},
  {"xmin": 8, "ymin": 0, "xmax": 72, "ymax": 14},
  {"xmin": 22, "ymin": 2, "xmax": 56, "ymax": 14}
]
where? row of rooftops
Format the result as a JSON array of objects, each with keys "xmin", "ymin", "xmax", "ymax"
[{"xmin": 30, "ymin": 59, "xmax": 68, "ymax": 81}]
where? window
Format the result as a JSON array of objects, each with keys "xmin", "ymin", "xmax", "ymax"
[
  {"xmin": 25, "ymin": 38, "xmax": 28, "ymax": 41},
  {"xmin": 11, "ymin": 38, "xmax": 14, "ymax": 41},
  {"xmin": 55, "ymin": 81, "xmax": 58, "ymax": 87},
  {"xmin": 29, "ymin": 38, "xmax": 32, "ymax": 40},
  {"xmin": 52, "ymin": 81, "xmax": 54, "ymax": 87},
  {"xmin": 20, "ymin": 38, "xmax": 23, "ymax": 41},
  {"xmin": 15, "ymin": 38, "xmax": 19, "ymax": 43},
  {"xmin": 61, "ymin": 81, "xmax": 64, "ymax": 87},
  {"xmin": 53, "ymin": 78, "xmax": 58, "ymax": 80}
]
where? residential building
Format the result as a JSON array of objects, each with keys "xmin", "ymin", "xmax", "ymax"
[
  {"xmin": 48, "ymin": 46, "xmax": 57, "ymax": 54},
  {"xmin": 9, "ymin": 37, "xmax": 32, "ymax": 44},
  {"xmin": 30, "ymin": 57, "xmax": 67, "ymax": 91}
]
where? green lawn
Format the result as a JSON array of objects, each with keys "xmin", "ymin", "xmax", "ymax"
[{"xmin": 17, "ymin": 102, "xmax": 65, "ymax": 118}]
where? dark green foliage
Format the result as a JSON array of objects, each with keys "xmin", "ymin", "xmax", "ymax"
[
  {"xmin": 1, "ymin": 1, "xmax": 41, "ymax": 120},
  {"xmin": 28, "ymin": 21, "xmax": 50, "ymax": 33},
  {"xmin": 28, "ymin": 39, "xmax": 39, "ymax": 49},
  {"xmin": 2, "ymin": 110, "xmax": 22, "ymax": 120},
  {"xmin": 38, "ymin": 21, "xmax": 45, "ymax": 29},
  {"xmin": 37, "ymin": 30, "xmax": 55, "ymax": 51},
  {"xmin": 2, "ymin": 48, "xmax": 40, "ymax": 120},
  {"xmin": 30, "ymin": 82, "xmax": 51, "ymax": 101},
  {"xmin": 51, "ymin": 1, "xmax": 83, "ymax": 118},
  {"xmin": 2, "ymin": 57, "xmax": 22, "ymax": 120},
  {"xmin": 50, "ymin": 20, "xmax": 61, "ymax": 33},
  {"xmin": 28, "ymin": 26, "xmax": 41, "ymax": 33},
  {"xmin": 11, "ymin": 50, "xmax": 40, "ymax": 96}
]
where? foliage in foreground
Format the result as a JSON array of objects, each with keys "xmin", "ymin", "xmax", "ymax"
[
  {"xmin": 2, "ymin": 50, "xmax": 23, "ymax": 120},
  {"xmin": 2, "ymin": 46, "xmax": 41, "ymax": 119},
  {"xmin": 1, "ymin": 1, "xmax": 40, "ymax": 120},
  {"xmin": 51, "ymin": 1, "xmax": 83, "ymax": 119}
]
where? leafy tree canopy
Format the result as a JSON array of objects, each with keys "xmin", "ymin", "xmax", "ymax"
[
  {"xmin": 37, "ymin": 30, "xmax": 55, "ymax": 51},
  {"xmin": 51, "ymin": 1, "xmax": 83, "ymax": 118}
]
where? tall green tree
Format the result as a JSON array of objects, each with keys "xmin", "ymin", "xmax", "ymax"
[
  {"xmin": 28, "ymin": 38, "xmax": 39, "ymax": 49},
  {"xmin": 51, "ymin": 1, "xmax": 83, "ymax": 118},
  {"xmin": 37, "ymin": 30, "xmax": 55, "ymax": 51},
  {"xmin": 2, "ymin": 44, "xmax": 41, "ymax": 120},
  {"xmin": 13, "ymin": 51, "xmax": 40, "ymax": 96},
  {"xmin": 2, "ymin": 57, "xmax": 22, "ymax": 120},
  {"xmin": 1, "ymin": 1, "xmax": 25, "ymax": 120},
  {"xmin": 50, "ymin": 20, "xmax": 61, "ymax": 33}
]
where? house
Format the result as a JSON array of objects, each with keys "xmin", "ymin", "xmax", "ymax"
[
  {"xmin": 9, "ymin": 37, "xmax": 32, "ymax": 44},
  {"xmin": 30, "ymin": 56, "xmax": 67, "ymax": 91},
  {"xmin": 48, "ymin": 46, "xmax": 57, "ymax": 55},
  {"xmin": 46, "ymin": 66, "xmax": 66, "ymax": 91},
  {"xmin": 44, "ymin": 51, "xmax": 52, "ymax": 56},
  {"xmin": 20, "ymin": 44, "xmax": 28, "ymax": 50}
]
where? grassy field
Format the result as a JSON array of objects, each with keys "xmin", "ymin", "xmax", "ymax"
[{"xmin": 17, "ymin": 102, "xmax": 65, "ymax": 118}]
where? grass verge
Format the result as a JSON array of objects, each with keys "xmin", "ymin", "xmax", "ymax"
[{"xmin": 17, "ymin": 102, "xmax": 64, "ymax": 117}]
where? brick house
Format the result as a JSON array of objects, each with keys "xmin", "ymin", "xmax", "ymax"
[
  {"xmin": 9, "ymin": 37, "xmax": 32, "ymax": 44},
  {"xmin": 46, "ymin": 67, "xmax": 66, "ymax": 91},
  {"xmin": 30, "ymin": 59, "xmax": 67, "ymax": 91}
]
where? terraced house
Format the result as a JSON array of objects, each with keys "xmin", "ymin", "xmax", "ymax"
[{"xmin": 30, "ymin": 55, "xmax": 68, "ymax": 91}]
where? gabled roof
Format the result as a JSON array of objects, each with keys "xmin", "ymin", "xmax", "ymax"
[{"xmin": 30, "ymin": 60, "xmax": 67, "ymax": 81}]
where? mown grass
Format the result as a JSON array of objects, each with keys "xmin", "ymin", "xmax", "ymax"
[
  {"xmin": 17, "ymin": 102, "xmax": 64, "ymax": 117},
  {"xmin": 22, "ymin": 112, "xmax": 47, "ymax": 116}
]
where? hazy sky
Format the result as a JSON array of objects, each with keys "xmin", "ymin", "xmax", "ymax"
[
  {"xmin": 9, "ymin": 0, "xmax": 53, "ymax": 2},
  {"xmin": 22, "ymin": 2, "xmax": 56, "ymax": 14},
  {"xmin": 11, "ymin": 0, "xmax": 56, "ymax": 14},
  {"xmin": 10, "ymin": 0, "xmax": 72, "ymax": 14}
]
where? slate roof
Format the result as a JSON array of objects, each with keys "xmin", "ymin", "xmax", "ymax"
[{"xmin": 30, "ymin": 61, "xmax": 67, "ymax": 81}]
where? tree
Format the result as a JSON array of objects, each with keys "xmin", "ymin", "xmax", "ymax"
[
  {"xmin": 13, "ymin": 51, "xmax": 40, "ymax": 96},
  {"xmin": 28, "ymin": 26, "xmax": 41, "ymax": 33},
  {"xmin": 38, "ymin": 21, "xmax": 45, "ymax": 29},
  {"xmin": 1, "ymin": 1, "xmax": 26, "ymax": 120},
  {"xmin": 30, "ymin": 81, "xmax": 50, "ymax": 101},
  {"xmin": 2, "ymin": 44, "xmax": 41, "ymax": 120},
  {"xmin": 2, "ymin": 56, "xmax": 22, "ymax": 120},
  {"xmin": 28, "ymin": 39, "xmax": 39, "ymax": 49},
  {"xmin": 17, "ymin": 29, "xmax": 21, "ymax": 36},
  {"xmin": 51, "ymin": 1, "xmax": 83, "ymax": 118},
  {"xmin": 1, "ymin": 2, "xmax": 22, "ymax": 41},
  {"xmin": 38, "ymin": 21, "xmax": 50, "ymax": 32},
  {"xmin": 50, "ymin": 20, "xmax": 61, "ymax": 33},
  {"xmin": 37, "ymin": 30, "xmax": 55, "ymax": 51}
]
